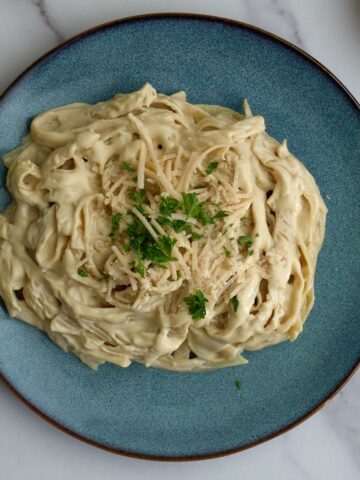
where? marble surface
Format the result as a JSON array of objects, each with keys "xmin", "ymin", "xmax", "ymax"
[{"xmin": 0, "ymin": 0, "xmax": 359, "ymax": 478}]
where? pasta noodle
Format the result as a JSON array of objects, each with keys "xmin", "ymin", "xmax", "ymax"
[{"xmin": 0, "ymin": 83, "xmax": 327, "ymax": 371}]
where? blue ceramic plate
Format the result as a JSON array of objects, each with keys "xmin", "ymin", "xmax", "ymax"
[{"xmin": 0, "ymin": 14, "xmax": 359, "ymax": 460}]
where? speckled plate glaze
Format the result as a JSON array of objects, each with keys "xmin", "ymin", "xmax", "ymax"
[{"xmin": 0, "ymin": 14, "xmax": 359, "ymax": 460}]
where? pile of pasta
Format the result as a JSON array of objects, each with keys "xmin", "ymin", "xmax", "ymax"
[{"xmin": 0, "ymin": 84, "xmax": 327, "ymax": 370}]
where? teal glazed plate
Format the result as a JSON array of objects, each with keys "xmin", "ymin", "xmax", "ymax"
[{"xmin": 0, "ymin": 14, "xmax": 359, "ymax": 460}]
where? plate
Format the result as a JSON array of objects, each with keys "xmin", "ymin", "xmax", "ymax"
[{"xmin": 0, "ymin": 14, "xmax": 359, "ymax": 460}]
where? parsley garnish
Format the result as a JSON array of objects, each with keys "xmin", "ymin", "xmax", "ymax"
[
  {"xmin": 146, "ymin": 235, "xmax": 177, "ymax": 266},
  {"xmin": 240, "ymin": 216, "xmax": 248, "ymax": 222},
  {"xmin": 159, "ymin": 196, "xmax": 181, "ymax": 216},
  {"xmin": 109, "ymin": 213, "xmax": 122, "ymax": 242},
  {"xmin": 77, "ymin": 268, "xmax": 88, "ymax": 277},
  {"xmin": 131, "ymin": 175, "xmax": 138, "ymax": 183},
  {"xmin": 224, "ymin": 246, "xmax": 232, "ymax": 258},
  {"xmin": 206, "ymin": 161, "xmax": 218, "ymax": 175},
  {"xmin": 238, "ymin": 235, "xmax": 253, "ymax": 253},
  {"xmin": 157, "ymin": 215, "xmax": 173, "ymax": 227},
  {"xmin": 129, "ymin": 188, "xmax": 146, "ymax": 212},
  {"xmin": 184, "ymin": 289, "xmax": 208, "ymax": 320},
  {"xmin": 97, "ymin": 274, "xmax": 111, "ymax": 281},
  {"xmin": 235, "ymin": 379, "xmax": 241, "ymax": 390},
  {"xmin": 213, "ymin": 211, "xmax": 228, "ymax": 219},
  {"xmin": 182, "ymin": 192, "xmax": 201, "ymax": 218},
  {"xmin": 135, "ymin": 261, "xmax": 145, "ymax": 278},
  {"xmin": 194, "ymin": 184, "xmax": 206, "ymax": 189},
  {"xmin": 230, "ymin": 296, "xmax": 239, "ymax": 313},
  {"xmin": 172, "ymin": 219, "xmax": 203, "ymax": 240},
  {"xmin": 122, "ymin": 161, "xmax": 135, "ymax": 173}
]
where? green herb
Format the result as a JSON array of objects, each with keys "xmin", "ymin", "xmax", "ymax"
[
  {"xmin": 135, "ymin": 261, "xmax": 145, "ymax": 278},
  {"xmin": 159, "ymin": 196, "xmax": 181, "ymax": 216},
  {"xmin": 255, "ymin": 233, "xmax": 259, "ymax": 237},
  {"xmin": 213, "ymin": 210, "xmax": 228, "ymax": 219},
  {"xmin": 77, "ymin": 268, "xmax": 88, "ymax": 278},
  {"xmin": 230, "ymin": 296, "xmax": 239, "ymax": 313},
  {"xmin": 131, "ymin": 175, "xmax": 138, "ymax": 183},
  {"xmin": 129, "ymin": 188, "xmax": 146, "ymax": 212},
  {"xmin": 206, "ymin": 161, "xmax": 219, "ymax": 175},
  {"xmin": 146, "ymin": 235, "xmax": 177, "ymax": 266},
  {"xmin": 240, "ymin": 216, "xmax": 248, "ymax": 222},
  {"xmin": 194, "ymin": 184, "xmax": 206, "ymax": 189},
  {"xmin": 238, "ymin": 235, "xmax": 253, "ymax": 253},
  {"xmin": 182, "ymin": 192, "xmax": 201, "ymax": 218},
  {"xmin": 196, "ymin": 209, "xmax": 214, "ymax": 225},
  {"xmin": 235, "ymin": 379, "xmax": 241, "ymax": 390},
  {"xmin": 122, "ymin": 161, "xmax": 135, "ymax": 173},
  {"xmin": 109, "ymin": 213, "xmax": 122, "ymax": 241},
  {"xmin": 157, "ymin": 215, "xmax": 173, "ymax": 227},
  {"xmin": 97, "ymin": 274, "xmax": 111, "ymax": 281},
  {"xmin": 171, "ymin": 219, "xmax": 203, "ymax": 240},
  {"xmin": 184, "ymin": 289, "xmax": 208, "ymax": 320},
  {"xmin": 224, "ymin": 246, "xmax": 232, "ymax": 258}
]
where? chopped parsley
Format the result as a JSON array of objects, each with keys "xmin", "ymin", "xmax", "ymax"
[
  {"xmin": 109, "ymin": 213, "xmax": 122, "ymax": 242},
  {"xmin": 181, "ymin": 193, "xmax": 214, "ymax": 226},
  {"xmin": 77, "ymin": 268, "xmax": 88, "ymax": 278},
  {"xmin": 224, "ymin": 246, "xmax": 232, "ymax": 258},
  {"xmin": 235, "ymin": 379, "xmax": 242, "ymax": 390},
  {"xmin": 240, "ymin": 216, "xmax": 248, "ymax": 222},
  {"xmin": 159, "ymin": 196, "xmax": 181, "ymax": 216},
  {"xmin": 135, "ymin": 261, "xmax": 145, "ymax": 278},
  {"xmin": 194, "ymin": 184, "xmax": 206, "ymax": 189},
  {"xmin": 184, "ymin": 289, "xmax": 208, "ymax": 320},
  {"xmin": 97, "ymin": 273, "xmax": 111, "ymax": 281},
  {"xmin": 213, "ymin": 210, "xmax": 228, "ymax": 219},
  {"xmin": 206, "ymin": 161, "xmax": 218, "ymax": 175},
  {"xmin": 128, "ymin": 188, "xmax": 146, "ymax": 212},
  {"xmin": 157, "ymin": 215, "xmax": 173, "ymax": 227},
  {"xmin": 182, "ymin": 192, "xmax": 201, "ymax": 218},
  {"xmin": 131, "ymin": 175, "xmax": 138, "ymax": 183},
  {"xmin": 122, "ymin": 161, "xmax": 135, "ymax": 173},
  {"xmin": 238, "ymin": 235, "xmax": 253, "ymax": 253},
  {"xmin": 146, "ymin": 235, "xmax": 177, "ymax": 266},
  {"xmin": 230, "ymin": 296, "xmax": 239, "ymax": 313}
]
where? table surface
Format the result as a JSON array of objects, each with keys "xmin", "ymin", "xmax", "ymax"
[{"xmin": 0, "ymin": 1, "xmax": 359, "ymax": 479}]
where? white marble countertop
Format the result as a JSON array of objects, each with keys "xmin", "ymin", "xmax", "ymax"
[{"xmin": 0, "ymin": 1, "xmax": 359, "ymax": 479}]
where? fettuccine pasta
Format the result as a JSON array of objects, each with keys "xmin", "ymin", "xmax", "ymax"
[{"xmin": 0, "ymin": 84, "xmax": 327, "ymax": 370}]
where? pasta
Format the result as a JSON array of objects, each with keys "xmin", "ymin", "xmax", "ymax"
[{"xmin": 0, "ymin": 84, "xmax": 327, "ymax": 371}]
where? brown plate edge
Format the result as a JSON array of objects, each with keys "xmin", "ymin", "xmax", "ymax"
[{"xmin": 0, "ymin": 12, "xmax": 359, "ymax": 462}]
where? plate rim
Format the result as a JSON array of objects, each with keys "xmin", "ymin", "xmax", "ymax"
[{"xmin": 0, "ymin": 12, "xmax": 359, "ymax": 462}]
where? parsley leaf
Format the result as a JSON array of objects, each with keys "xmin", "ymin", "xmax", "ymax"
[
  {"xmin": 157, "ymin": 215, "xmax": 173, "ymax": 227},
  {"xmin": 213, "ymin": 210, "xmax": 228, "ymax": 219},
  {"xmin": 122, "ymin": 161, "xmax": 135, "ymax": 173},
  {"xmin": 240, "ymin": 216, "xmax": 248, "ymax": 222},
  {"xmin": 109, "ymin": 213, "xmax": 122, "ymax": 242},
  {"xmin": 182, "ymin": 192, "xmax": 201, "ymax": 218},
  {"xmin": 224, "ymin": 246, "xmax": 232, "ymax": 258},
  {"xmin": 235, "ymin": 379, "xmax": 242, "ymax": 390},
  {"xmin": 196, "ymin": 209, "xmax": 214, "ymax": 225},
  {"xmin": 230, "ymin": 296, "xmax": 239, "ymax": 313},
  {"xmin": 171, "ymin": 219, "xmax": 203, "ymax": 240},
  {"xmin": 206, "ymin": 161, "xmax": 218, "ymax": 175},
  {"xmin": 146, "ymin": 235, "xmax": 177, "ymax": 266},
  {"xmin": 184, "ymin": 289, "xmax": 208, "ymax": 320},
  {"xmin": 159, "ymin": 196, "xmax": 181, "ymax": 216},
  {"xmin": 129, "ymin": 188, "xmax": 146, "ymax": 212},
  {"xmin": 77, "ymin": 268, "xmax": 88, "ymax": 277},
  {"xmin": 194, "ymin": 184, "xmax": 206, "ymax": 189},
  {"xmin": 135, "ymin": 261, "xmax": 145, "ymax": 278},
  {"xmin": 238, "ymin": 235, "xmax": 253, "ymax": 253},
  {"xmin": 97, "ymin": 273, "xmax": 111, "ymax": 281}
]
